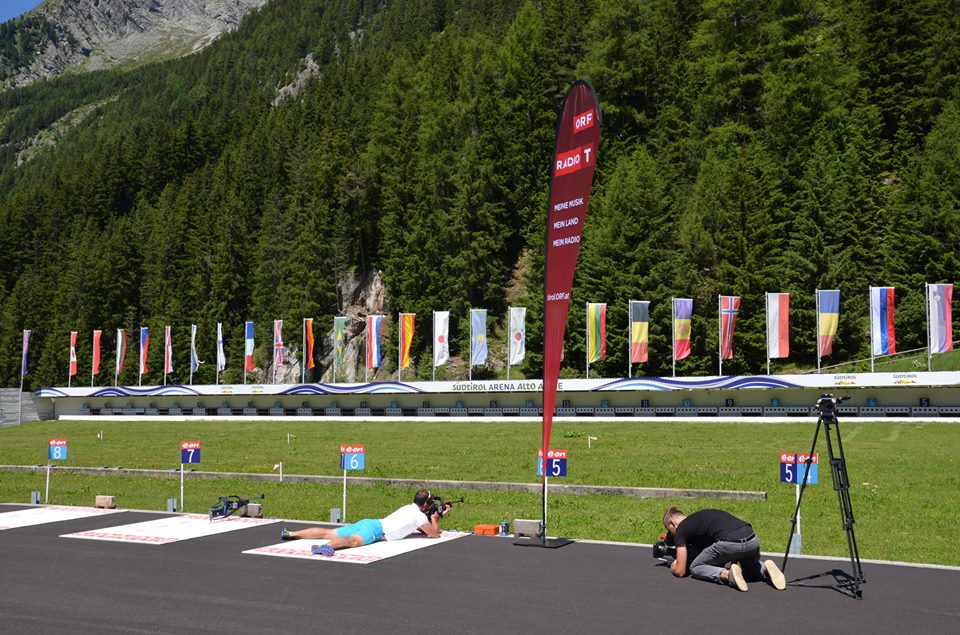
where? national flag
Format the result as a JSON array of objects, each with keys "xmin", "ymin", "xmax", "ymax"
[
  {"xmin": 334, "ymin": 317, "xmax": 347, "ymax": 367},
  {"xmin": 274, "ymin": 320, "xmax": 284, "ymax": 367},
  {"xmin": 509, "ymin": 307, "xmax": 526, "ymax": 366},
  {"xmin": 366, "ymin": 315, "xmax": 384, "ymax": 368},
  {"xmin": 470, "ymin": 309, "xmax": 487, "ymax": 366},
  {"xmin": 765, "ymin": 293, "xmax": 790, "ymax": 359},
  {"xmin": 928, "ymin": 283, "xmax": 954, "ymax": 355},
  {"xmin": 870, "ymin": 286, "xmax": 896, "ymax": 356},
  {"xmin": 816, "ymin": 290, "xmax": 840, "ymax": 358},
  {"xmin": 244, "ymin": 321, "xmax": 255, "ymax": 371},
  {"xmin": 69, "ymin": 331, "xmax": 78, "ymax": 377},
  {"xmin": 164, "ymin": 326, "xmax": 173, "ymax": 375},
  {"xmin": 92, "ymin": 330, "xmax": 102, "ymax": 376},
  {"xmin": 115, "ymin": 328, "xmax": 127, "ymax": 375},
  {"xmin": 399, "ymin": 313, "xmax": 415, "ymax": 369},
  {"xmin": 216, "ymin": 323, "xmax": 226, "ymax": 371},
  {"xmin": 629, "ymin": 300, "xmax": 649, "ymax": 364},
  {"xmin": 433, "ymin": 311, "xmax": 450, "ymax": 367},
  {"xmin": 304, "ymin": 318, "xmax": 315, "ymax": 369},
  {"xmin": 719, "ymin": 295, "xmax": 740, "ymax": 360},
  {"xmin": 21, "ymin": 330, "xmax": 31, "ymax": 376},
  {"xmin": 190, "ymin": 324, "xmax": 200, "ymax": 374},
  {"xmin": 586, "ymin": 303, "xmax": 606, "ymax": 363},
  {"xmin": 673, "ymin": 298, "xmax": 693, "ymax": 361},
  {"xmin": 139, "ymin": 327, "xmax": 150, "ymax": 375}
]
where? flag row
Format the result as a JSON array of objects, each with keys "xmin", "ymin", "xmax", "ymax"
[
  {"xmin": 17, "ymin": 284, "xmax": 955, "ymax": 384},
  {"xmin": 21, "ymin": 308, "xmax": 529, "ymax": 385}
]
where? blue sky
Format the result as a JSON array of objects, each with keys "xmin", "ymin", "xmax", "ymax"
[{"xmin": 0, "ymin": 1, "xmax": 45, "ymax": 24}]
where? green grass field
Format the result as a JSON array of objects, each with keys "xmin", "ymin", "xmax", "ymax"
[{"xmin": 2, "ymin": 419, "xmax": 958, "ymax": 566}]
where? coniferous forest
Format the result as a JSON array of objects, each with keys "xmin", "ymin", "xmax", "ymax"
[{"xmin": 2, "ymin": 0, "xmax": 960, "ymax": 389}]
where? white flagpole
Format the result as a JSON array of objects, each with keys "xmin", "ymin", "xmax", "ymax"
[
  {"xmin": 365, "ymin": 320, "xmax": 369, "ymax": 383},
  {"xmin": 815, "ymin": 290, "xmax": 822, "ymax": 373},
  {"xmin": 91, "ymin": 331, "xmax": 95, "ymax": 386},
  {"xmin": 115, "ymin": 330, "xmax": 120, "ymax": 387},
  {"xmin": 870, "ymin": 286, "xmax": 876, "ymax": 372},
  {"xmin": 397, "ymin": 313, "xmax": 402, "ymax": 382},
  {"xmin": 18, "ymin": 364, "xmax": 24, "ymax": 426},
  {"xmin": 672, "ymin": 300, "xmax": 677, "ymax": 378},
  {"xmin": 585, "ymin": 303, "xmax": 590, "ymax": 380},
  {"xmin": 718, "ymin": 295, "xmax": 723, "ymax": 376},
  {"xmin": 469, "ymin": 312, "xmax": 473, "ymax": 382},
  {"xmin": 506, "ymin": 307, "xmax": 511, "ymax": 381},
  {"xmin": 67, "ymin": 334, "xmax": 72, "ymax": 388},
  {"xmin": 302, "ymin": 318, "xmax": 306, "ymax": 384},
  {"xmin": 766, "ymin": 292, "xmax": 771, "ymax": 376},
  {"xmin": 926, "ymin": 283, "xmax": 933, "ymax": 372},
  {"xmin": 432, "ymin": 312, "xmax": 436, "ymax": 382},
  {"xmin": 628, "ymin": 301, "xmax": 632, "ymax": 379}
]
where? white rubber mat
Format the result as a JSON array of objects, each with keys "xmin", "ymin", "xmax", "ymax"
[
  {"xmin": 61, "ymin": 513, "xmax": 279, "ymax": 544},
  {"xmin": 243, "ymin": 530, "xmax": 469, "ymax": 565},
  {"xmin": 0, "ymin": 505, "xmax": 122, "ymax": 529}
]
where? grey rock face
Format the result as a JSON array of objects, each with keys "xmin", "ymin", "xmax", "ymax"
[{"xmin": 5, "ymin": 0, "xmax": 269, "ymax": 88}]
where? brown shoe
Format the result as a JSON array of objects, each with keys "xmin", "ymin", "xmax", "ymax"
[{"xmin": 728, "ymin": 563, "xmax": 748, "ymax": 592}]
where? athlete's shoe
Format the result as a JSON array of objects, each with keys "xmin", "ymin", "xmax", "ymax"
[
  {"xmin": 280, "ymin": 528, "xmax": 295, "ymax": 540},
  {"xmin": 311, "ymin": 544, "xmax": 335, "ymax": 557},
  {"xmin": 763, "ymin": 560, "xmax": 786, "ymax": 590},
  {"xmin": 728, "ymin": 563, "xmax": 748, "ymax": 592}
]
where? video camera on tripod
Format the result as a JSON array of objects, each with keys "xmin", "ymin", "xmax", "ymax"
[{"xmin": 815, "ymin": 393, "xmax": 849, "ymax": 415}]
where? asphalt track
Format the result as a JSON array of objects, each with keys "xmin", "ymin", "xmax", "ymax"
[{"xmin": 1, "ymin": 505, "xmax": 958, "ymax": 634}]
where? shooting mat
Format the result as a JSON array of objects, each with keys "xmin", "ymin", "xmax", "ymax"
[
  {"xmin": 0, "ymin": 505, "xmax": 122, "ymax": 529},
  {"xmin": 244, "ymin": 530, "xmax": 469, "ymax": 565},
  {"xmin": 61, "ymin": 513, "xmax": 279, "ymax": 544}
]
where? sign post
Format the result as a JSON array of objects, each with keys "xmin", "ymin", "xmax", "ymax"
[
  {"xmin": 780, "ymin": 451, "xmax": 818, "ymax": 553},
  {"xmin": 340, "ymin": 444, "xmax": 365, "ymax": 523},
  {"xmin": 46, "ymin": 439, "xmax": 68, "ymax": 503},
  {"xmin": 180, "ymin": 441, "xmax": 202, "ymax": 512}
]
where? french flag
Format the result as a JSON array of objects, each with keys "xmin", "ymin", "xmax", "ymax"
[
  {"xmin": 366, "ymin": 315, "xmax": 384, "ymax": 369},
  {"xmin": 245, "ymin": 321, "xmax": 256, "ymax": 371},
  {"xmin": 139, "ymin": 327, "xmax": 150, "ymax": 375},
  {"xmin": 870, "ymin": 287, "xmax": 896, "ymax": 356}
]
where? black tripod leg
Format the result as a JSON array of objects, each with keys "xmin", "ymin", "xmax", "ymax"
[
  {"xmin": 782, "ymin": 416, "xmax": 821, "ymax": 574},
  {"xmin": 825, "ymin": 417, "xmax": 864, "ymax": 597}
]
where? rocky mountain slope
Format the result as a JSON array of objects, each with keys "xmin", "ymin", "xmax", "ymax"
[{"xmin": 1, "ymin": 0, "xmax": 268, "ymax": 88}]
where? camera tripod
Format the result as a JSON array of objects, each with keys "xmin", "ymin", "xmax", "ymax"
[{"xmin": 782, "ymin": 396, "xmax": 864, "ymax": 599}]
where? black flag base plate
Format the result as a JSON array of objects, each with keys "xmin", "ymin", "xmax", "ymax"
[{"xmin": 513, "ymin": 536, "xmax": 573, "ymax": 549}]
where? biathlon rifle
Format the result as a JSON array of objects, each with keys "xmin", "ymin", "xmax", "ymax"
[{"xmin": 209, "ymin": 493, "xmax": 264, "ymax": 521}]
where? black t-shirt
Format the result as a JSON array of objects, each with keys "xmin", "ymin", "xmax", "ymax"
[{"xmin": 674, "ymin": 509, "xmax": 752, "ymax": 550}]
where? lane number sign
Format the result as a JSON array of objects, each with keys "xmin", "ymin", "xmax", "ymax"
[
  {"xmin": 537, "ymin": 448, "xmax": 568, "ymax": 477},
  {"xmin": 341, "ymin": 445, "xmax": 365, "ymax": 471},
  {"xmin": 48, "ymin": 438, "xmax": 68, "ymax": 461},
  {"xmin": 181, "ymin": 440, "xmax": 202, "ymax": 464},
  {"xmin": 779, "ymin": 452, "xmax": 818, "ymax": 485}
]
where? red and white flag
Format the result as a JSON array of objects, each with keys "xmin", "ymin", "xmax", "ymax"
[
  {"xmin": 69, "ymin": 331, "xmax": 78, "ymax": 377},
  {"xmin": 274, "ymin": 319, "xmax": 284, "ymax": 367},
  {"xmin": 92, "ymin": 330, "xmax": 102, "ymax": 375},
  {"xmin": 164, "ymin": 326, "xmax": 173, "ymax": 375},
  {"xmin": 765, "ymin": 293, "xmax": 790, "ymax": 359},
  {"xmin": 719, "ymin": 295, "xmax": 740, "ymax": 360}
]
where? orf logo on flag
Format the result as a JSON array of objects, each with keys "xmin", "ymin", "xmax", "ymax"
[{"xmin": 573, "ymin": 109, "xmax": 596, "ymax": 134}]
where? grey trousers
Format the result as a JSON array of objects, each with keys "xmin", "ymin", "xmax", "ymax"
[{"xmin": 689, "ymin": 536, "xmax": 763, "ymax": 584}]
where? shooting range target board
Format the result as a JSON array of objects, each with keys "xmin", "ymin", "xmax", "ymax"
[
  {"xmin": 0, "ymin": 505, "xmax": 122, "ymax": 530},
  {"xmin": 244, "ymin": 530, "xmax": 469, "ymax": 565},
  {"xmin": 61, "ymin": 513, "xmax": 279, "ymax": 545}
]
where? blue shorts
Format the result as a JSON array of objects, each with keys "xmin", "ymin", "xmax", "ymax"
[{"xmin": 336, "ymin": 518, "xmax": 383, "ymax": 545}]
